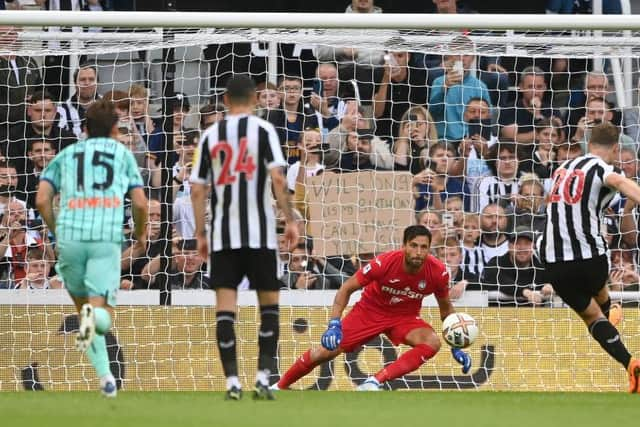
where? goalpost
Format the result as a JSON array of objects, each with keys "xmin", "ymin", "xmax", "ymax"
[{"xmin": 1, "ymin": 11, "xmax": 640, "ymax": 392}]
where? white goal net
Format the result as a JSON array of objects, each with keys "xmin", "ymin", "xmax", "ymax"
[{"xmin": 1, "ymin": 12, "xmax": 640, "ymax": 392}]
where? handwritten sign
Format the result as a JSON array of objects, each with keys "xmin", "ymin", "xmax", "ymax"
[{"xmin": 306, "ymin": 171, "xmax": 414, "ymax": 257}]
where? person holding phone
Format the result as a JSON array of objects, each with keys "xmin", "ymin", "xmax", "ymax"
[
  {"xmin": 429, "ymin": 36, "xmax": 491, "ymax": 141},
  {"xmin": 309, "ymin": 63, "xmax": 340, "ymax": 131},
  {"xmin": 373, "ymin": 50, "xmax": 427, "ymax": 141},
  {"xmin": 393, "ymin": 106, "xmax": 439, "ymax": 174}
]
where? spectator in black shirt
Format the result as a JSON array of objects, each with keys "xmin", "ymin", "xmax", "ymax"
[
  {"xmin": 6, "ymin": 90, "xmax": 76, "ymax": 175},
  {"xmin": 518, "ymin": 117, "xmax": 563, "ymax": 179},
  {"xmin": 373, "ymin": 50, "xmax": 428, "ymax": 141},
  {"xmin": 482, "ymin": 227, "xmax": 551, "ymax": 305},
  {"xmin": 499, "ymin": 66, "xmax": 560, "ymax": 146}
]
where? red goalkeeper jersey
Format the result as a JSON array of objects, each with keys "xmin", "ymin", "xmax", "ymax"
[{"xmin": 354, "ymin": 250, "xmax": 449, "ymax": 317}]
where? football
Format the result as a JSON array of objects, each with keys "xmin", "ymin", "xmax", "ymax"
[{"xmin": 442, "ymin": 312, "xmax": 479, "ymax": 349}]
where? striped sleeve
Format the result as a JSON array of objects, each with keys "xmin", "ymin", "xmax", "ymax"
[
  {"xmin": 190, "ymin": 133, "xmax": 212, "ymax": 185},
  {"xmin": 39, "ymin": 152, "xmax": 62, "ymax": 193},
  {"xmin": 264, "ymin": 122, "xmax": 286, "ymax": 170},
  {"xmin": 599, "ymin": 159, "xmax": 618, "ymax": 186}
]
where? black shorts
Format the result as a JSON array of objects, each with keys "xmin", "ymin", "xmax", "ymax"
[
  {"xmin": 544, "ymin": 255, "xmax": 610, "ymax": 313},
  {"xmin": 210, "ymin": 248, "xmax": 280, "ymax": 291}
]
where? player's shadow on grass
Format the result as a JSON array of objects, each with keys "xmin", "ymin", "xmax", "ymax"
[{"xmin": 343, "ymin": 336, "xmax": 495, "ymax": 390}]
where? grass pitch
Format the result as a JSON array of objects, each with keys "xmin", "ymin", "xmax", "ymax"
[{"xmin": 2, "ymin": 391, "xmax": 637, "ymax": 427}]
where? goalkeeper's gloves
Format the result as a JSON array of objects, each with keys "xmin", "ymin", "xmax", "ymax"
[
  {"xmin": 321, "ymin": 318, "xmax": 342, "ymax": 351},
  {"xmin": 451, "ymin": 347, "xmax": 472, "ymax": 374}
]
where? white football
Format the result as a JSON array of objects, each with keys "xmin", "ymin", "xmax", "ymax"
[{"xmin": 441, "ymin": 312, "xmax": 479, "ymax": 349}]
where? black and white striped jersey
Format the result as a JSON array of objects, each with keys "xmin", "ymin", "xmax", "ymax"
[
  {"xmin": 540, "ymin": 154, "xmax": 620, "ymax": 263},
  {"xmin": 190, "ymin": 113, "xmax": 286, "ymax": 251},
  {"xmin": 471, "ymin": 175, "xmax": 519, "ymax": 213}
]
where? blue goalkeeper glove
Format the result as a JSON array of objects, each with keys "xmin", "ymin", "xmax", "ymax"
[
  {"xmin": 451, "ymin": 347, "xmax": 472, "ymax": 374},
  {"xmin": 321, "ymin": 318, "xmax": 342, "ymax": 351}
]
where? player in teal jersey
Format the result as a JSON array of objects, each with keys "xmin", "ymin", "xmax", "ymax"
[{"xmin": 36, "ymin": 99, "xmax": 148, "ymax": 397}]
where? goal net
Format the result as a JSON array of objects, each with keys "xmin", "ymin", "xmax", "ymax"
[{"xmin": 1, "ymin": 13, "xmax": 640, "ymax": 392}]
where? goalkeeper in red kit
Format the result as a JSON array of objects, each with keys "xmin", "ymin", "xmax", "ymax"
[{"xmin": 273, "ymin": 225, "xmax": 471, "ymax": 391}]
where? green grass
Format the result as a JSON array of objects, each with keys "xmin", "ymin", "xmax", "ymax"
[{"xmin": 1, "ymin": 391, "xmax": 638, "ymax": 427}]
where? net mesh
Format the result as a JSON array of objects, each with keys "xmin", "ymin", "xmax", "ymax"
[{"xmin": 0, "ymin": 22, "xmax": 639, "ymax": 392}]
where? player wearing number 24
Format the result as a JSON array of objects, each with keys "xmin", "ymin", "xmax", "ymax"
[
  {"xmin": 272, "ymin": 225, "xmax": 471, "ymax": 392},
  {"xmin": 542, "ymin": 122, "xmax": 640, "ymax": 393}
]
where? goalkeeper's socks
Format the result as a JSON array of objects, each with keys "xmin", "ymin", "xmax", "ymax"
[
  {"xmin": 86, "ymin": 334, "xmax": 111, "ymax": 378},
  {"xmin": 374, "ymin": 343, "xmax": 436, "ymax": 383},
  {"xmin": 589, "ymin": 317, "xmax": 632, "ymax": 368},
  {"xmin": 94, "ymin": 307, "xmax": 112, "ymax": 335},
  {"xmin": 216, "ymin": 311, "xmax": 239, "ymax": 377},
  {"xmin": 257, "ymin": 305, "xmax": 279, "ymax": 377},
  {"xmin": 277, "ymin": 349, "xmax": 319, "ymax": 389}
]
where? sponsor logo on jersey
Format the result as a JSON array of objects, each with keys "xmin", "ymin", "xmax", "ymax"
[
  {"xmin": 388, "ymin": 278, "xmax": 401, "ymax": 284},
  {"xmin": 380, "ymin": 285, "xmax": 424, "ymax": 299},
  {"xmin": 67, "ymin": 196, "xmax": 122, "ymax": 209}
]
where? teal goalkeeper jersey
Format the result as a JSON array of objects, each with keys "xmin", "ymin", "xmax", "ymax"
[{"xmin": 40, "ymin": 137, "xmax": 144, "ymax": 243}]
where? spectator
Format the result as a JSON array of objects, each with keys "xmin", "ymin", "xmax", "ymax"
[
  {"xmin": 617, "ymin": 146, "xmax": 638, "ymax": 181},
  {"xmin": 393, "ymin": 105, "xmax": 438, "ymax": 173},
  {"xmin": 0, "ymin": 26, "xmax": 42, "ymax": 139},
  {"xmin": 23, "ymin": 140, "xmax": 56, "ymax": 210},
  {"xmin": 338, "ymin": 123, "xmax": 391, "ymax": 172},
  {"xmin": 429, "ymin": 36, "xmax": 491, "ymax": 141},
  {"xmin": 199, "ymin": 102, "xmax": 225, "ymax": 130},
  {"xmin": 471, "ymin": 141, "xmax": 520, "ymax": 213},
  {"xmin": 482, "ymin": 227, "xmax": 551, "ymax": 304},
  {"xmin": 512, "ymin": 173, "xmax": 546, "ymax": 232},
  {"xmin": 459, "ymin": 97, "xmax": 494, "ymax": 188},
  {"xmin": 413, "ymin": 142, "xmax": 468, "ymax": 212},
  {"xmin": 57, "ymin": 63, "xmax": 101, "ymax": 139},
  {"xmin": 517, "ymin": 117, "xmax": 562, "ymax": 179},
  {"xmin": 120, "ymin": 199, "xmax": 163, "ymax": 289},
  {"xmin": 148, "ymin": 92, "xmax": 191, "ymax": 167},
  {"xmin": 116, "ymin": 123, "xmax": 147, "ymax": 172},
  {"xmin": 416, "ymin": 210, "xmax": 445, "ymax": 247},
  {"xmin": 4, "ymin": 199, "xmax": 40, "ymax": 282},
  {"xmin": 170, "ymin": 129, "xmax": 199, "ymax": 200},
  {"xmin": 310, "ymin": 63, "xmax": 341, "ymax": 132},
  {"xmin": 315, "ymin": 1, "xmax": 384, "ymax": 66},
  {"xmin": 13, "ymin": 245, "xmax": 62, "ymax": 290},
  {"xmin": 461, "ymin": 212, "xmax": 483, "ymax": 277},
  {"xmin": 499, "ymin": 66, "xmax": 559, "ymax": 145},
  {"xmin": 373, "ymin": 50, "xmax": 428, "ymax": 141},
  {"xmin": 280, "ymin": 241, "xmax": 347, "ymax": 290},
  {"xmin": 479, "ymin": 202, "xmax": 510, "ymax": 269},
  {"xmin": 445, "ymin": 195, "xmax": 465, "ymax": 230},
  {"xmin": 566, "ymin": 71, "xmax": 619, "ymax": 139},
  {"xmin": 0, "ymin": 161, "xmax": 28, "ymax": 212},
  {"xmin": 435, "ymin": 236, "xmax": 480, "ymax": 300},
  {"xmin": 287, "ymin": 128, "xmax": 325, "ymax": 193},
  {"xmin": 256, "ymin": 81, "xmax": 281, "ymax": 120},
  {"xmin": 128, "ymin": 84, "xmax": 155, "ymax": 140},
  {"xmin": 324, "ymin": 99, "xmax": 363, "ymax": 169},
  {"xmin": 608, "ymin": 242, "xmax": 640, "ymax": 291},
  {"xmin": 6, "ymin": 90, "xmax": 77, "ymax": 176},
  {"xmin": 553, "ymin": 140, "xmax": 584, "ymax": 167},
  {"xmin": 142, "ymin": 238, "xmax": 208, "ymax": 290},
  {"xmin": 571, "ymin": 97, "xmax": 635, "ymax": 152},
  {"xmin": 267, "ymin": 75, "xmax": 320, "ymax": 164}
]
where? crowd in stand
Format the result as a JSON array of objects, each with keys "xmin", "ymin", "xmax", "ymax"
[{"xmin": 0, "ymin": 0, "xmax": 638, "ymax": 306}]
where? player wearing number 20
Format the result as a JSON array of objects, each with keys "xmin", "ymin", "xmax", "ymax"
[
  {"xmin": 36, "ymin": 99, "xmax": 149, "ymax": 397},
  {"xmin": 274, "ymin": 225, "xmax": 471, "ymax": 392},
  {"xmin": 190, "ymin": 75, "xmax": 298, "ymax": 400},
  {"xmin": 541, "ymin": 122, "xmax": 640, "ymax": 393}
]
